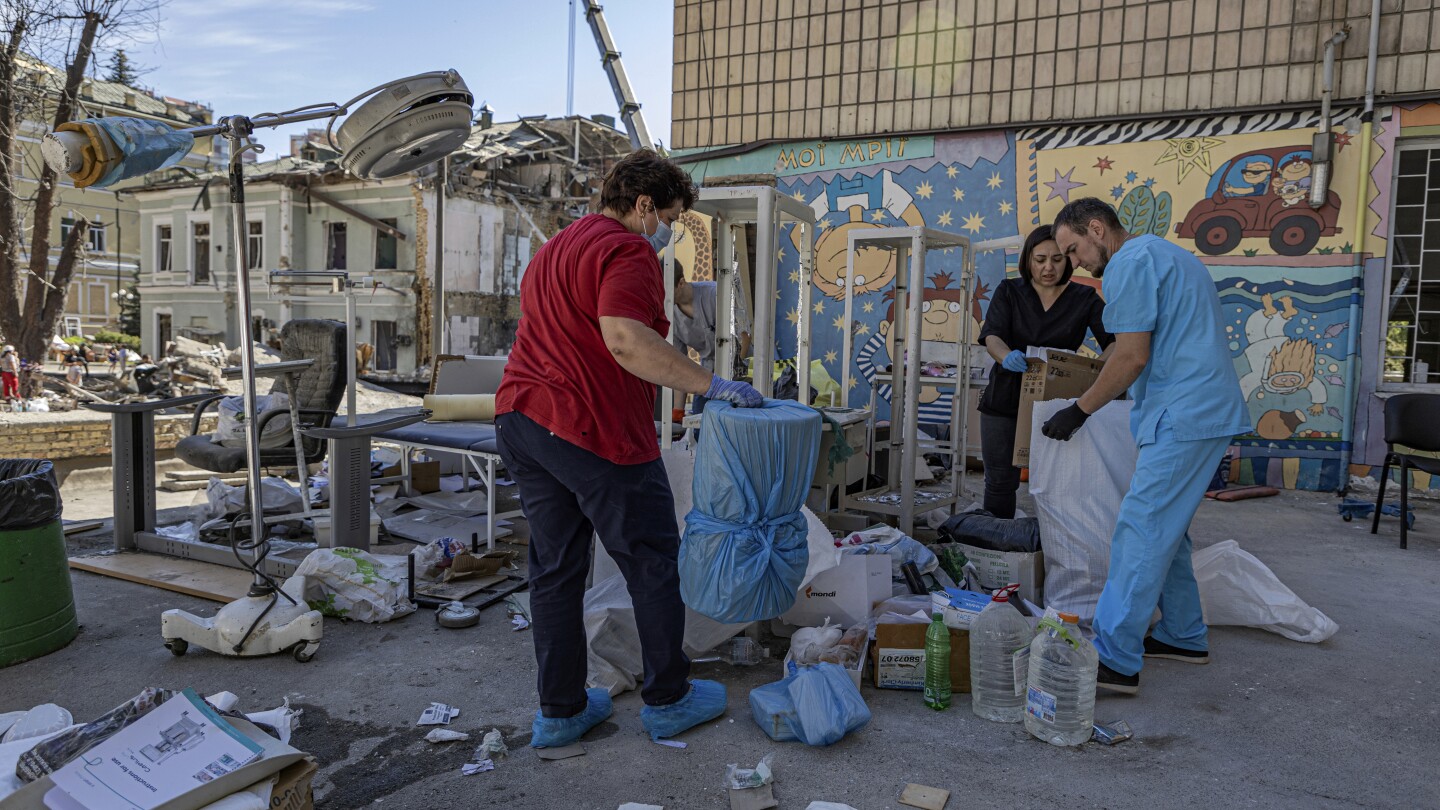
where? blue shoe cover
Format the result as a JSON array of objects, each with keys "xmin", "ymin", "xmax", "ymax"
[
  {"xmin": 641, "ymin": 679, "xmax": 727, "ymax": 740},
  {"xmin": 531, "ymin": 688, "xmax": 613, "ymax": 748}
]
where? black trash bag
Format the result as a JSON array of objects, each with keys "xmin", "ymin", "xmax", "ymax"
[
  {"xmin": 938, "ymin": 508, "xmax": 1041, "ymax": 554},
  {"xmin": 0, "ymin": 459, "xmax": 62, "ymax": 531},
  {"xmin": 774, "ymin": 362, "xmax": 817, "ymax": 405}
]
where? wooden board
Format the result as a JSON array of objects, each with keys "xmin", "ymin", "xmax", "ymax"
[{"xmin": 69, "ymin": 552, "xmax": 252, "ymax": 604}]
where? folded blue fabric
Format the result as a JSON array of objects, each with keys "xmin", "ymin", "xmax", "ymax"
[{"xmin": 680, "ymin": 399, "xmax": 821, "ymax": 623}]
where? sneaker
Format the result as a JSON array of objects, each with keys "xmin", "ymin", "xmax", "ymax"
[
  {"xmin": 1097, "ymin": 663, "xmax": 1139, "ymax": 695},
  {"xmin": 531, "ymin": 688, "xmax": 613, "ymax": 748},
  {"xmin": 640, "ymin": 679, "xmax": 727, "ymax": 740},
  {"xmin": 1144, "ymin": 636, "xmax": 1210, "ymax": 664}
]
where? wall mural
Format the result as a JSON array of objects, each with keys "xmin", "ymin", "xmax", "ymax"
[{"xmin": 677, "ymin": 105, "xmax": 1409, "ymax": 490}]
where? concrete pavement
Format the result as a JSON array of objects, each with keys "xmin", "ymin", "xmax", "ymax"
[{"xmin": 2, "ymin": 487, "xmax": 1436, "ymax": 809}]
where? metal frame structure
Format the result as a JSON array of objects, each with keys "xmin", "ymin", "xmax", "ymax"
[
  {"xmin": 838, "ymin": 226, "xmax": 978, "ymax": 535},
  {"xmin": 663, "ymin": 187, "xmax": 817, "ymax": 430}
]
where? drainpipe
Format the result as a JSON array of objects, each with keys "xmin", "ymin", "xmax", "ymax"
[
  {"xmin": 1308, "ymin": 27, "xmax": 1348, "ymax": 208},
  {"xmin": 1338, "ymin": 0, "xmax": 1381, "ymax": 492}
]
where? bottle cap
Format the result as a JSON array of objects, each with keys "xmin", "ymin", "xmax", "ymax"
[
  {"xmin": 990, "ymin": 583, "xmax": 1021, "ymax": 603},
  {"xmin": 932, "ymin": 612, "xmax": 944, "ymax": 622},
  {"xmin": 1058, "ymin": 612, "xmax": 1079, "ymax": 624}
]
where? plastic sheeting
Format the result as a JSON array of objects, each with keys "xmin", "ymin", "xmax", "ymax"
[
  {"xmin": 59, "ymin": 117, "xmax": 194, "ymax": 189},
  {"xmin": 0, "ymin": 459, "xmax": 62, "ymax": 531},
  {"xmin": 1029, "ymin": 400, "xmax": 1136, "ymax": 626},
  {"xmin": 586, "ymin": 446, "xmax": 841, "ymax": 697},
  {"xmin": 1193, "ymin": 540, "xmax": 1339, "ymax": 643},
  {"xmin": 680, "ymin": 400, "xmax": 822, "ymax": 623},
  {"xmin": 938, "ymin": 509, "xmax": 1042, "ymax": 554},
  {"xmin": 748, "ymin": 663, "xmax": 870, "ymax": 746}
]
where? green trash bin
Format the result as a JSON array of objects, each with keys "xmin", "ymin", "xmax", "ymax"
[{"xmin": 0, "ymin": 459, "xmax": 77, "ymax": 668}]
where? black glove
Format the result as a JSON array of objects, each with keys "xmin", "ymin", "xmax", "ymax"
[{"xmin": 1041, "ymin": 402, "xmax": 1091, "ymax": 441}]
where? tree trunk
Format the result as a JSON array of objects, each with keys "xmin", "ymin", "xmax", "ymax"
[
  {"xmin": 19, "ymin": 9, "xmax": 102, "ymax": 359},
  {"xmin": 18, "ymin": 216, "xmax": 88, "ymax": 359},
  {"xmin": 0, "ymin": 18, "xmax": 28, "ymax": 337}
]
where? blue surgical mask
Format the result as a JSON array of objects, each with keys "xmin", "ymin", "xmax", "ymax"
[{"xmin": 645, "ymin": 213, "xmax": 672, "ymax": 252}]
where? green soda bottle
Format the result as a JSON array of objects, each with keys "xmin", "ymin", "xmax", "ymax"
[{"xmin": 923, "ymin": 612, "xmax": 952, "ymax": 710}]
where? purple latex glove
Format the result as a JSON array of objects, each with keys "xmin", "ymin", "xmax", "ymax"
[{"xmin": 705, "ymin": 375, "xmax": 763, "ymax": 408}]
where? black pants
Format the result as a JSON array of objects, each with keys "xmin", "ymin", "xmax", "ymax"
[
  {"xmin": 495, "ymin": 411, "xmax": 690, "ymax": 717},
  {"xmin": 980, "ymin": 411, "xmax": 1022, "ymax": 519}
]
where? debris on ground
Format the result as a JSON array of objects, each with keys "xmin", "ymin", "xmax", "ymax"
[
  {"xmin": 424, "ymin": 729, "xmax": 471, "ymax": 743},
  {"xmin": 416, "ymin": 702, "xmax": 460, "ymax": 726},
  {"xmin": 478, "ymin": 728, "xmax": 508, "ymax": 759},
  {"xmin": 898, "ymin": 783, "xmax": 951, "ymax": 810}
]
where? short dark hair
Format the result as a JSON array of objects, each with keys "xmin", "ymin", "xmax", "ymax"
[
  {"xmin": 671, "ymin": 258, "xmax": 687, "ymax": 287},
  {"xmin": 1017, "ymin": 224, "xmax": 1073, "ymax": 285},
  {"xmin": 1053, "ymin": 197, "xmax": 1123, "ymax": 237},
  {"xmin": 600, "ymin": 149, "xmax": 698, "ymax": 216}
]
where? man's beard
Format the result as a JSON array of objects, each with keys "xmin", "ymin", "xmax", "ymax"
[{"xmin": 1090, "ymin": 243, "xmax": 1111, "ymax": 278}]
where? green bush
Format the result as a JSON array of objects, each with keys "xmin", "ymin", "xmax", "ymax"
[
  {"xmin": 63, "ymin": 335, "xmax": 85, "ymax": 346},
  {"xmin": 93, "ymin": 329, "xmax": 141, "ymax": 351}
]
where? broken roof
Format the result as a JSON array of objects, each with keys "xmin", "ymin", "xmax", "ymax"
[
  {"xmin": 454, "ymin": 116, "xmax": 630, "ymax": 167},
  {"xmin": 18, "ymin": 54, "xmax": 211, "ymax": 126}
]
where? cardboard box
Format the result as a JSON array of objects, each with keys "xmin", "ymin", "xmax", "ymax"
[
  {"xmin": 265, "ymin": 756, "xmax": 317, "ymax": 810},
  {"xmin": 779, "ymin": 554, "xmax": 892, "ymax": 629},
  {"xmin": 1013, "ymin": 350, "xmax": 1104, "ymax": 467},
  {"xmin": 871, "ymin": 622, "xmax": 972, "ymax": 692},
  {"xmin": 932, "ymin": 588, "xmax": 991, "ymax": 629},
  {"xmin": 951, "ymin": 543, "xmax": 1045, "ymax": 606},
  {"xmin": 781, "ymin": 633, "xmax": 869, "ymax": 691},
  {"xmin": 380, "ymin": 460, "xmax": 441, "ymax": 494}
]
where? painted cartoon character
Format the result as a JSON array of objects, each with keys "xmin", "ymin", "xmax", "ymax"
[
  {"xmin": 854, "ymin": 272, "xmax": 986, "ymax": 421},
  {"xmin": 1271, "ymin": 153, "xmax": 1312, "ymax": 208},
  {"xmin": 1238, "ymin": 294, "xmax": 1327, "ymax": 426},
  {"xmin": 793, "ymin": 170, "xmax": 926, "ymax": 300},
  {"xmin": 1223, "ymin": 159, "xmax": 1273, "ymax": 197}
]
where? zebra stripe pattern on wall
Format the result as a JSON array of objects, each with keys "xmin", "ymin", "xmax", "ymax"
[{"xmin": 1018, "ymin": 106, "xmax": 1381, "ymax": 151}]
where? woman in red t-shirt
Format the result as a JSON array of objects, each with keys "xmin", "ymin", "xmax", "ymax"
[{"xmin": 494, "ymin": 149, "xmax": 762, "ymax": 749}]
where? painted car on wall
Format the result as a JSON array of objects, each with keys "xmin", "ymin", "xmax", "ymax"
[{"xmin": 1176, "ymin": 146, "xmax": 1343, "ymax": 256}]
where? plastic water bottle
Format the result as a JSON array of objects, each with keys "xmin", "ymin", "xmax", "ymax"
[
  {"xmin": 969, "ymin": 584, "xmax": 1031, "ymax": 723},
  {"xmin": 923, "ymin": 613, "xmax": 951, "ymax": 710},
  {"xmin": 1025, "ymin": 612, "xmax": 1099, "ymax": 746}
]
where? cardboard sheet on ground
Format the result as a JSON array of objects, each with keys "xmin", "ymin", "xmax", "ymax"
[
  {"xmin": 378, "ymin": 490, "xmax": 490, "ymax": 518},
  {"xmin": 381, "ymin": 509, "xmax": 511, "ymax": 543},
  {"xmin": 585, "ymin": 447, "xmax": 842, "ymax": 696}
]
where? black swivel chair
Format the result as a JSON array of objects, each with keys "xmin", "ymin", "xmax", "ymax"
[
  {"xmin": 1370, "ymin": 393, "xmax": 1440, "ymax": 549},
  {"xmin": 175, "ymin": 319, "xmax": 347, "ymax": 475}
]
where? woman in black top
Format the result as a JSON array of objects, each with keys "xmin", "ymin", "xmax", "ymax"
[{"xmin": 976, "ymin": 225, "xmax": 1113, "ymax": 518}]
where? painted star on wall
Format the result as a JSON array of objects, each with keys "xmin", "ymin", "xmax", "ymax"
[
  {"xmin": 952, "ymin": 187, "xmax": 965, "ymax": 201},
  {"xmin": 813, "ymin": 299, "xmax": 826, "ymax": 315},
  {"xmin": 1143, "ymin": 177, "xmax": 1155, "ymax": 188},
  {"xmin": 832, "ymin": 314, "xmax": 847, "ymax": 331},
  {"xmin": 791, "ymin": 189, "xmax": 807, "ymax": 202},
  {"xmin": 777, "ymin": 248, "xmax": 787, "ymax": 261},
  {"xmin": 862, "ymin": 300, "xmax": 874, "ymax": 313},
  {"xmin": 945, "ymin": 165, "xmax": 959, "ymax": 178},
  {"xmin": 998, "ymin": 200, "xmax": 1014, "ymax": 215},
  {"xmin": 1044, "ymin": 167, "xmax": 1086, "ymax": 203},
  {"xmin": 1125, "ymin": 170, "xmax": 1138, "ymax": 183},
  {"xmin": 1334, "ymin": 132, "xmax": 1353, "ymax": 152},
  {"xmin": 824, "ymin": 350, "xmax": 838, "ymax": 364},
  {"xmin": 855, "ymin": 323, "xmax": 870, "ymax": 336},
  {"xmin": 937, "ymin": 210, "xmax": 954, "ymax": 226},
  {"xmin": 986, "ymin": 173, "xmax": 1004, "ymax": 189},
  {"xmin": 915, "ymin": 181, "xmax": 935, "ymax": 199},
  {"xmin": 1094, "ymin": 156, "xmax": 1114, "ymax": 174},
  {"xmin": 1110, "ymin": 185, "xmax": 1125, "ymax": 199},
  {"xmin": 786, "ymin": 308, "xmax": 801, "ymax": 325},
  {"xmin": 788, "ymin": 269, "xmax": 801, "ymax": 283},
  {"xmin": 869, "ymin": 209, "xmax": 887, "ymax": 223},
  {"xmin": 962, "ymin": 212, "xmax": 986, "ymax": 233}
]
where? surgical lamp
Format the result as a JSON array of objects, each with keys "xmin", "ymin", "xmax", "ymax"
[{"xmin": 41, "ymin": 71, "xmax": 473, "ymax": 661}]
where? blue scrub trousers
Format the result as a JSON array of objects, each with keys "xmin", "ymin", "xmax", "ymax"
[{"xmin": 1093, "ymin": 417, "xmax": 1231, "ymax": 676}]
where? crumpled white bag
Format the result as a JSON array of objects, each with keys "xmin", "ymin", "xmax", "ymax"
[
  {"xmin": 290, "ymin": 548, "xmax": 415, "ymax": 623},
  {"xmin": 1192, "ymin": 540, "xmax": 1339, "ymax": 643},
  {"xmin": 216, "ymin": 391, "xmax": 292, "ymax": 449}
]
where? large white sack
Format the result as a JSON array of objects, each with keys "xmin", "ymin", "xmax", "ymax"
[
  {"xmin": 585, "ymin": 445, "xmax": 841, "ymax": 696},
  {"xmin": 1193, "ymin": 540, "xmax": 1339, "ymax": 643},
  {"xmin": 1029, "ymin": 399, "xmax": 1136, "ymax": 626}
]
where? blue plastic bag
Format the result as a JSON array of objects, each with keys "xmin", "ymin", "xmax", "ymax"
[
  {"xmin": 680, "ymin": 399, "xmax": 821, "ymax": 623},
  {"xmin": 748, "ymin": 663, "xmax": 870, "ymax": 746}
]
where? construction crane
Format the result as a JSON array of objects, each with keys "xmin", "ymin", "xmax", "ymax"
[{"xmin": 582, "ymin": 1, "xmax": 655, "ymax": 151}]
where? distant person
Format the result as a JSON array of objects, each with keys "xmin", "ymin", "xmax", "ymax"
[
  {"xmin": 670, "ymin": 259, "xmax": 752, "ymax": 415},
  {"xmin": 1044, "ymin": 198, "xmax": 1248, "ymax": 695},
  {"xmin": 107, "ymin": 347, "xmax": 119, "ymax": 375},
  {"xmin": 117, "ymin": 345, "xmax": 130, "ymax": 379},
  {"xmin": 65, "ymin": 353, "xmax": 84, "ymax": 386},
  {"xmin": 1, "ymin": 345, "xmax": 18, "ymax": 401}
]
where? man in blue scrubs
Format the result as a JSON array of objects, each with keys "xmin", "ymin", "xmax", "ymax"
[{"xmin": 1043, "ymin": 198, "xmax": 1249, "ymax": 694}]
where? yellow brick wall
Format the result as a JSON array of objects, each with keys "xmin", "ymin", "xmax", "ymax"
[
  {"xmin": 0, "ymin": 414, "xmax": 218, "ymax": 461},
  {"xmin": 671, "ymin": 0, "xmax": 1440, "ymax": 149}
]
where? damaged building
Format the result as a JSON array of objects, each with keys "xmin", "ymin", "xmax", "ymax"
[{"xmin": 131, "ymin": 114, "xmax": 630, "ymax": 374}]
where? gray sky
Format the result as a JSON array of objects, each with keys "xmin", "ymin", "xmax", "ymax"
[{"xmin": 113, "ymin": 0, "xmax": 674, "ymax": 155}]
